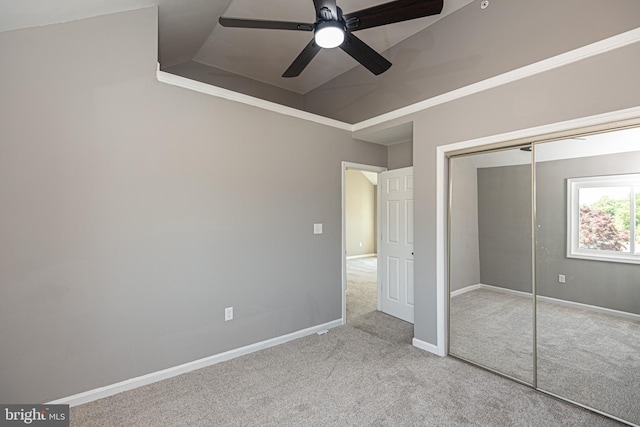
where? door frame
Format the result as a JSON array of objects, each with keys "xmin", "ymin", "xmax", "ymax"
[{"xmin": 341, "ymin": 162, "xmax": 387, "ymax": 324}]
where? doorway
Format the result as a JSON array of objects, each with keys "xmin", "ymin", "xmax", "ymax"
[
  {"xmin": 342, "ymin": 162, "xmax": 386, "ymax": 324},
  {"xmin": 341, "ymin": 162, "xmax": 416, "ymax": 329},
  {"xmin": 345, "ymin": 168, "xmax": 379, "ymax": 323},
  {"xmin": 341, "ymin": 162, "xmax": 385, "ymax": 324}
]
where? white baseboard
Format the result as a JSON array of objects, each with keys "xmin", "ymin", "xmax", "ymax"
[
  {"xmin": 48, "ymin": 318, "xmax": 343, "ymax": 407},
  {"xmin": 453, "ymin": 283, "xmax": 640, "ymax": 323},
  {"xmin": 346, "ymin": 253, "xmax": 376, "ymax": 260},
  {"xmin": 535, "ymin": 295, "xmax": 640, "ymax": 323},
  {"xmin": 412, "ymin": 338, "xmax": 445, "ymax": 357},
  {"xmin": 450, "ymin": 284, "xmax": 482, "ymax": 297},
  {"xmin": 479, "ymin": 283, "xmax": 531, "ymax": 298}
]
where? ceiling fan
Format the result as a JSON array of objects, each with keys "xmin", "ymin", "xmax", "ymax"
[{"xmin": 218, "ymin": 0, "xmax": 444, "ymax": 78}]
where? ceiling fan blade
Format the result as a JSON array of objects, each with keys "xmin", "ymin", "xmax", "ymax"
[
  {"xmin": 219, "ymin": 17, "xmax": 314, "ymax": 31},
  {"xmin": 343, "ymin": 0, "xmax": 443, "ymax": 32},
  {"xmin": 340, "ymin": 32, "xmax": 392, "ymax": 76},
  {"xmin": 313, "ymin": 0, "xmax": 338, "ymax": 20},
  {"xmin": 282, "ymin": 39, "xmax": 322, "ymax": 78}
]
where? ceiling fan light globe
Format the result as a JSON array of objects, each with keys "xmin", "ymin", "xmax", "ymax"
[{"xmin": 314, "ymin": 23, "xmax": 344, "ymax": 48}]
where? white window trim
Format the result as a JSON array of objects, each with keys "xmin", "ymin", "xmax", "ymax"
[{"xmin": 567, "ymin": 174, "xmax": 639, "ymax": 264}]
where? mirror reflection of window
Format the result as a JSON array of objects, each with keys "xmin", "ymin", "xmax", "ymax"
[{"xmin": 567, "ymin": 174, "xmax": 640, "ymax": 263}]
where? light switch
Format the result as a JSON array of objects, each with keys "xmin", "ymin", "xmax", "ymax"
[{"xmin": 314, "ymin": 223, "xmax": 323, "ymax": 234}]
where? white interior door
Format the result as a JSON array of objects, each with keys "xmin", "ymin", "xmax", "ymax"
[{"xmin": 379, "ymin": 167, "xmax": 414, "ymax": 323}]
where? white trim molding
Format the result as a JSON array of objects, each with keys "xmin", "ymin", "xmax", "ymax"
[
  {"xmin": 450, "ymin": 284, "xmax": 482, "ymax": 298},
  {"xmin": 156, "ymin": 71, "xmax": 352, "ymax": 131},
  {"xmin": 452, "ymin": 283, "xmax": 531, "ymax": 299},
  {"xmin": 159, "ymin": 27, "xmax": 640, "ymax": 136},
  {"xmin": 48, "ymin": 319, "xmax": 343, "ymax": 407},
  {"xmin": 536, "ymin": 295, "xmax": 640, "ymax": 323},
  {"xmin": 346, "ymin": 253, "xmax": 377, "ymax": 260},
  {"xmin": 413, "ymin": 337, "xmax": 444, "ymax": 356}
]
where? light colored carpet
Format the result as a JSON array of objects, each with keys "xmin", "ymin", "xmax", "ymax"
[
  {"xmin": 451, "ymin": 288, "xmax": 640, "ymax": 425},
  {"xmin": 346, "ymin": 256, "xmax": 414, "ymax": 347},
  {"xmin": 537, "ymin": 297, "xmax": 640, "ymax": 425},
  {"xmin": 450, "ymin": 289, "xmax": 534, "ymax": 383},
  {"xmin": 346, "ymin": 256, "xmax": 378, "ymax": 323},
  {"xmin": 69, "ymin": 266, "xmax": 624, "ymax": 426}
]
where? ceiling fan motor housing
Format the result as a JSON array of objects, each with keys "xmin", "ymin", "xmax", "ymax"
[{"xmin": 314, "ymin": 20, "xmax": 346, "ymax": 48}]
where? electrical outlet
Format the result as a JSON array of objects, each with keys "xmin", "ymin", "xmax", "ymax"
[
  {"xmin": 225, "ymin": 307, "xmax": 233, "ymax": 321},
  {"xmin": 558, "ymin": 274, "xmax": 566, "ymax": 284}
]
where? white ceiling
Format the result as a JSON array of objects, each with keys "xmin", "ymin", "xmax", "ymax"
[{"xmin": 0, "ymin": 0, "xmax": 473, "ymax": 95}]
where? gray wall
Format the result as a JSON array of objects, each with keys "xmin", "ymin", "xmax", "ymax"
[
  {"xmin": 164, "ymin": 60, "xmax": 304, "ymax": 110},
  {"xmin": 0, "ymin": 8, "xmax": 386, "ymax": 403},
  {"xmin": 536, "ymin": 152, "xmax": 640, "ymax": 314},
  {"xmin": 387, "ymin": 141, "xmax": 413, "ymax": 170},
  {"xmin": 477, "ymin": 164, "xmax": 533, "ymax": 293},
  {"xmin": 476, "ymin": 152, "xmax": 640, "ymax": 313},
  {"xmin": 304, "ymin": 0, "xmax": 640, "ymax": 123},
  {"xmin": 449, "ymin": 156, "xmax": 480, "ymax": 292},
  {"xmin": 345, "ymin": 171, "xmax": 376, "ymax": 257}
]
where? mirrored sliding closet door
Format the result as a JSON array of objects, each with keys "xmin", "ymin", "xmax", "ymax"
[
  {"xmin": 535, "ymin": 128, "xmax": 640, "ymax": 425},
  {"xmin": 449, "ymin": 126, "xmax": 640, "ymax": 426},
  {"xmin": 449, "ymin": 146, "xmax": 534, "ymax": 385}
]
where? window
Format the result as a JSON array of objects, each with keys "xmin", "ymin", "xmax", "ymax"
[{"xmin": 567, "ymin": 174, "xmax": 640, "ymax": 264}]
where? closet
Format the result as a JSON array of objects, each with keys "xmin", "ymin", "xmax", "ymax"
[{"xmin": 448, "ymin": 126, "xmax": 640, "ymax": 426}]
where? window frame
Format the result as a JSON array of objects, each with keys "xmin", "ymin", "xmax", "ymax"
[{"xmin": 567, "ymin": 174, "xmax": 639, "ymax": 264}]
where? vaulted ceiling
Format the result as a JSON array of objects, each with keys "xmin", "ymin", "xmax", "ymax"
[
  {"xmin": 4, "ymin": 0, "xmax": 639, "ymax": 130},
  {"xmin": 188, "ymin": 0, "xmax": 473, "ymax": 94},
  {"xmin": 0, "ymin": 0, "xmax": 473, "ymax": 95}
]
